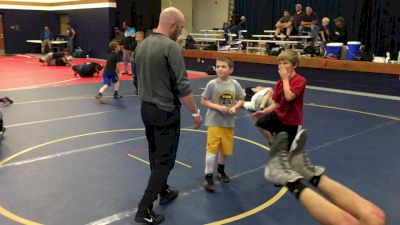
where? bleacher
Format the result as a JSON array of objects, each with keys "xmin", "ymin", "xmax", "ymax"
[{"xmin": 185, "ymin": 27, "xmax": 317, "ymax": 55}]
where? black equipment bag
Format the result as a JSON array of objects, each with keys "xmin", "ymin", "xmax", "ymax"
[{"xmin": 185, "ymin": 35, "xmax": 196, "ymax": 49}]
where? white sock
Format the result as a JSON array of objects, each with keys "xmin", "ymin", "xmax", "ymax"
[{"xmin": 205, "ymin": 152, "xmax": 217, "ymax": 174}]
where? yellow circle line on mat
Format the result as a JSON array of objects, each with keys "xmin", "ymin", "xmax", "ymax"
[
  {"xmin": 186, "ymin": 129, "xmax": 288, "ymax": 225},
  {"xmin": 205, "ymin": 188, "xmax": 288, "ymax": 225},
  {"xmin": 0, "ymin": 128, "xmax": 287, "ymax": 225},
  {"xmin": 127, "ymin": 153, "xmax": 192, "ymax": 168},
  {"xmin": 0, "ymin": 128, "xmax": 283, "ymax": 225}
]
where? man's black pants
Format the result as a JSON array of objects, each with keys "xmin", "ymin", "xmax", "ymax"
[{"xmin": 138, "ymin": 101, "xmax": 181, "ymax": 212}]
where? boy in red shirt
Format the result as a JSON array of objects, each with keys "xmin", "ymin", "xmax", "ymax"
[{"xmin": 252, "ymin": 49, "xmax": 305, "ymax": 149}]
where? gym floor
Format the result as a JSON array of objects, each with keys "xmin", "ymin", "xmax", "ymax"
[{"xmin": 0, "ymin": 55, "xmax": 399, "ymax": 225}]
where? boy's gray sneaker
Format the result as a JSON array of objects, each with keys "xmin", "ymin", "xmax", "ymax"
[
  {"xmin": 265, "ymin": 132, "xmax": 303, "ymax": 186},
  {"xmin": 289, "ymin": 130, "xmax": 325, "ymax": 180},
  {"xmin": 290, "ymin": 129, "xmax": 307, "ymax": 152}
]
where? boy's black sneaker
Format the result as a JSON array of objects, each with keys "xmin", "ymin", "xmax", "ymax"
[
  {"xmin": 113, "ymin": 94, "xmax": 123, "ymax": 99},
  {"xmin": 159, "ymin": 188, "xmax": 179, "ymax": 205},
  {"xmin": 135, "ymin": 208, "xmax": 165, "ymax": 225},
  {"xmin": 217, "ymin": 171, "xmax": 230, "ymax": 183},
  {"xmin": 204, "ymin": 174, "xmax": 215, "ymax": 192}
]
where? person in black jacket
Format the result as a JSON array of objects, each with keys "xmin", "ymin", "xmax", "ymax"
[
  {"xmin": 73, "ymin": 62, "xmax": 103, "ymax": 77},
  {"xmin": 330, "ymin": 17, "xmax": 347, "ymax": 44}
]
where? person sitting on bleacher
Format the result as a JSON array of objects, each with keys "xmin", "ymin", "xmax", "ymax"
[
  {"xmin": 274, "ymin": 9, "xmax": 294, "ymax": 40},
  {"xmin": 319, "ymin": 17, "xmax": 332, "ymax": 55},
  {"xmin": 292, "ymin": 3, "xmax": 304, "ymax": 34},
  {"xmin": 297, "ymin": 7, "xmax": 319, "ymax": 43},
  {"xmin": 226, "ymin": 16, "xmax": 242, "ymax": 40},
  {"xmin": 239, "ymin": 16, "xmax": 247, "ymax": 30},
  {"xmin": 330, "ymin": 16, "xmax": 347, "ymax": 44}
]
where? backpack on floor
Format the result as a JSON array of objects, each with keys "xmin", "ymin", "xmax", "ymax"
[
  {"xmin": 185, "ymin": 35, "xmax": 196, "ymax": 49},
  {"xmin": 267, "ymin": 46, "xmax": 284, "ymax": 56},
  {"xmin": 205, "ymin": 65, "xmax": 216, "ymax": 75}
]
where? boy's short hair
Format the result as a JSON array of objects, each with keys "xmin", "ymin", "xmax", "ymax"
[
  {"xmin": 109, "ymin": 41, "xmax": 119, "ymax": 51},
  {"xmin": 216, "ymin": 56, "xmax": 234, "ymax": 68},
  {"xmin": 322, "ymin": 17, "xmax": 330, "ymax": 23},
  {"xmin": 277, "ymin": 49, "xmax": 299, "ymax": 67}
]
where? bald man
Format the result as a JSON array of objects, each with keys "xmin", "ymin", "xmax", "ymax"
[{"xmin": 134, "ymin": 7, "xmax": 203, "ymax": 225}]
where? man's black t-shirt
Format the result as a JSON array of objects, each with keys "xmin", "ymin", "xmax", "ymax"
[{"xmin": 302, "ymin": 13, "xmax": 318, "ymax": 23}]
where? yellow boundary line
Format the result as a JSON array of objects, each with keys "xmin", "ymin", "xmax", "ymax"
[
  {"xmin": 127, "ymin": 154, "xmax": 150, "ymax": 165},
  {"xmin": 0, "ymin": 205, "xmax": 42, "ymax": 225},
  {"xmin": 127, "ymin": 153, "xmax": 192, "ymax": 168},
  {"xmin": 205, "ymin": 188, "xmax": 288, "ymax": 225},
  {"xmin": 0, "ymin": 128, "xmax": 281, "ymax": 225}
]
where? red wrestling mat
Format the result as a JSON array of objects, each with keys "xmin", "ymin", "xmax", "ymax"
[{"xmin": 0, "ymin": 55, "xmax": 208, "ymax": 91}]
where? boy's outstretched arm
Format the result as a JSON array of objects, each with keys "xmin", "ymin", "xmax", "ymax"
[{"xmin": 252, "ymin": 101, "xmax": 280, "ymax": 120}]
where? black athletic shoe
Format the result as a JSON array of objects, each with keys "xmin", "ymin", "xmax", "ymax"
[
  {"xmin": 159, "ymin": 188, "xmax": 179, "ymax": 205},
  {"xmin": 204, "ymin": 174, "xmax": 215, "ymax": 192},
  {"xmin": 113, "ymin": 94, "xmax": 123, "ymax": 99},
  {"xmin": 135, "ymin": 208, "xmax": 165, "ymax": 225},
  {"xmin": 0, "ymin": 127, "xmax": 6, "ymax": 139},
  {"xmin": 217, "ymin": 171, "xmax": 230, "ymax": 183}
]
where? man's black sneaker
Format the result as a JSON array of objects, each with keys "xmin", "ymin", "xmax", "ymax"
[
  {"xmin": 159, "ymin": 188, "xmax": 179, "ymax": 205},
  {"xmin": 204, "ymin": 174, "xmax": 215, "ymax": 192},
  {"xmin": 135, "ymin": 208, "xmax": 165, "ymax": 225},
  {"xmin": 217, "ymin": 171, "xmax": 230, "ymax": 183},
  {"xmin": 0, "ymin": 127, "xmax": 5, "ymax": 139},
  {"xmin": 113, "ymin": 94, "xmax": 123, "ymax": 99}
]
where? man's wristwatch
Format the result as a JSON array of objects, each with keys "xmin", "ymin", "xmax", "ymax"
[{"xmin": 191, "ymin": 109, "xmax": 201, "ymax": 118}]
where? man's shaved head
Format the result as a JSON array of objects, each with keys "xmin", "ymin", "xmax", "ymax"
[
  {"xmin": 157, "ymin": 7, "xmax": 185, "ymax": 41},
  {"xmin": 159, "ymin": 7, "xmax": 184, "ymax": 24}
]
